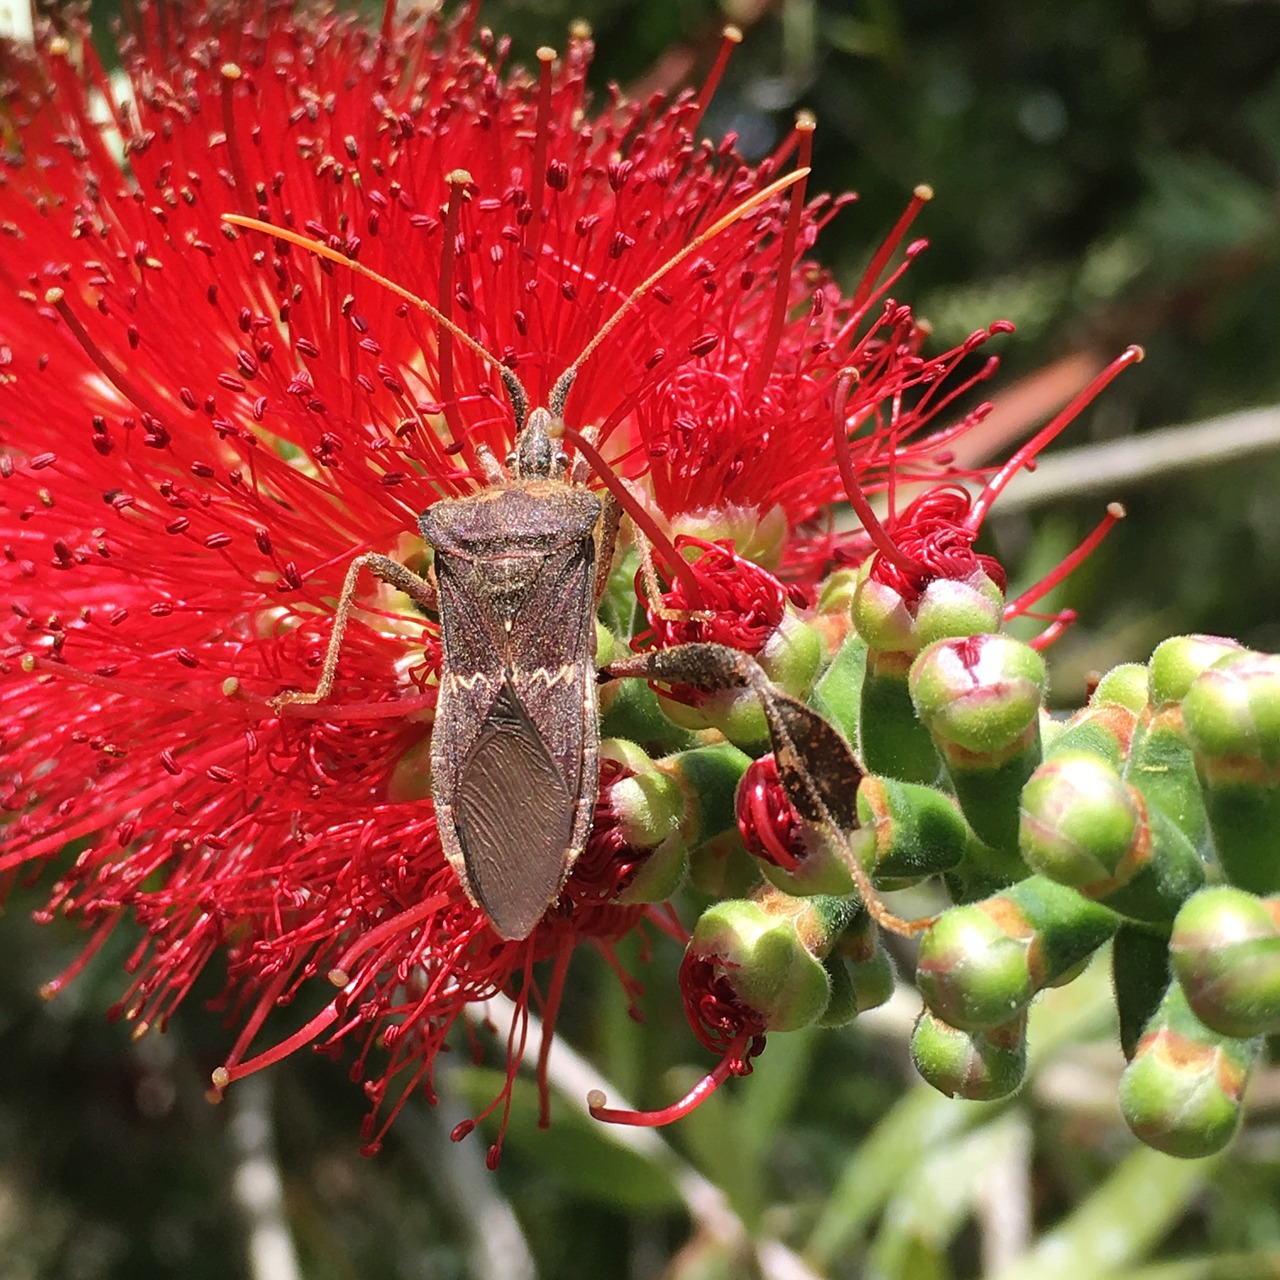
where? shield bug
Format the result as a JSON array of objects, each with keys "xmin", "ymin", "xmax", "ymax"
[{"xmin": 221, "ymin": 164, "xmax": 886, "ymax": 943}]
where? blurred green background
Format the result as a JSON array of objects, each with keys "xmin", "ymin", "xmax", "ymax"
[{"xmin": 7, "ymin": 1, "xmax": 1280, "ymax": 1277}]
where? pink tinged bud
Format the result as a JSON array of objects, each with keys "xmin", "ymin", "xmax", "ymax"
[
  {"xmin": 910, "ymin": 633, "xmax": 1047, "ymax": 853},
  {"xmin": 916, "ymin": 877, "xmax": 1118, "ymax": 1031},
  {"xmin": 1149, "ymin": 635, "xmax": 1246, "ymax": 708},
  {"xmin": 909, "ymin": 634, "xmax": 1047, "ymax": 758},
  {"xmin": 911, "ymin": 1008, "xmax": 1027, "ymax": 1101},
  {"xmin": 1119, "ymin": 977, "xmax": 1258, "ymax": 1159},
  {"xmin": 1182, "ymin": 651, "xmax": 1280, "ymax": 893},
  {"xmin": 1020, "ymin": 752, "xmax": 1204, "ymax": 923},
  {"xmin": 1171, "ymin": 887, "xmax": 1280, "ymax": 1039},
  {"xmin": 1020, "ymin": 753, "xmax": 1141, "ymax": 891}
]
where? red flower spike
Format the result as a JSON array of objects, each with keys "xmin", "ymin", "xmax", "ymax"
[{"xmin": 0, "ymin": 0, "xmax": 1099, "ymax": 1153}]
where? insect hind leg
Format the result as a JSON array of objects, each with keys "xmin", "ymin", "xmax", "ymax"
[{"xmin": 273, "ymin": 553, "xmax": 437, "ymax": 711}]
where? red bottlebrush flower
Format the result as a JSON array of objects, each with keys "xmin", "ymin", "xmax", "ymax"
[
  {"xmin": 0, "ymin": 0, "xmax": 1057, "ymax": 1153},
  {"xmin": 837, "ymin": 351, "xmax": 1141, "ymax": 651}
]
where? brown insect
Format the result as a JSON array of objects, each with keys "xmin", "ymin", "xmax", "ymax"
[{"xmin": 224, "ymin": 162, "xmax": 897, "ymax": 942}]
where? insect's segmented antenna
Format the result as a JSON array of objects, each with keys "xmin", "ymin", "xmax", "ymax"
[
  {"xmin": 224, "ymin": 164, "xmax": 808, "ymax": 433},
  {"xmin": 221, "ymin": 213, "xmax": 531, "ymax": 431},
  {"xmin": 546, "ymin": 166, "xmax": 811, "ymax": 420}
]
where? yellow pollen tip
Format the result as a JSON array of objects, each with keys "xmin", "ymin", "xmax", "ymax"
[
  {"xmin": 220, "ymin": 62, "xmax": 242, "ymax": 80},
  {"xmin": 48, "ymin": 37, "xmax": 71, "ymax": 56},
  {"xmin": 795, "ymin": 110, "xmax": 817, "ymax": 132},
  {"xmin": 723, "ymin": 25, "xmax": 743, "ymax": 43},
  {"xmin": 20, "ymin": 654, "xmax": 36, "ymax": 673},
  {"xmin": 131, "ymin": 1020, "xmax": 150, "ymax": 1041},
  {"xmin": 328, "ymin": 968, "xmax": 350, "ymax": 988},
  {"xmin": 537, "ymin": 45, "xmax": 557, "ymax": 63},
  {"xmin": 586, "ymin": 1089, "xmax": 606, "ymax": 1108},
  {"xmin": 211, "ymin": 1066, "xmax": 230, "ymax": 1089},
  {"xmin": 1128, "ymin": 343, "xmax": 1146, "ymax": 363},
  {"xmin": 446, "ymin": 168, "xmax": 473, "ymax": 187},
  {"xmin": 44, "ymin": 287, "xmax": 64, "ymax": 305},
  {"xmin": 1107, "ymin": 502, "xmax": 1127, "ymax": 519},
  {"xmin": 569, "ymin": 20, "xmax": 592, "ymax": 40},
  {"xmin": 38, "ymin": 982, "xmax": 56, "ymax": 1000},
  {"xmin": 221, "ymin": 676, "xmax": 241, "ymax": 697},
  {"xmin": 914, "ymin": 183, "xmax": 935, "ymax": 201}
]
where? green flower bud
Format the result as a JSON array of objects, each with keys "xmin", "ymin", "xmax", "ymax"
[
  {"xmin": 819, "ymin": 915, "xmax": 894, "ymax": 1026},
  {"xmin": 911, "ymin": 1008, "xmax": 1027, "ymax": 1101},
  {"xmin": 1183, "ymin": 651, "xmax": 1280, "ymax": 892},
  {"xmin": 1020, "ymin": 753, "xmax": 1139, "ymax": 890},
  {"xmin": 1020, "ymin": 752, "xmax": 1203, "ymax": 923},
  {"xmin": 688, "ymin": 890, "xmax": 857, "ymax": 1033},
  {"xmin": 1149, "ymin": 634, "xmax": 1245, "ymax": 707},
  {"xmin": 1119, "ymin": 977, "xmax": 1257, "ymax": 1158},
  {"xmin": 917, "ymin": 876, "xmax": 1117, "ymax": 1031},
  {"xmin": 1171, "ymin": 887, "xmax": 1280, "ymax": 1038},
  {"xmin": 848, "ymin": 775, "xmax": 969, "ymax": 881},
  {"xmin": 1044, "ymin": 702, "xmax": 1139, "ymax": 769},
  {"xmin": 910, "ymin": 634, "xmax": 1047, "ymax": 853},
  {"xmin": 1091, "ymin": 662, "xmax": 1150, "ymax": 713},
  {"xmin": 663, "ymin": 741, "xmax": 754, "ymax": 849}
]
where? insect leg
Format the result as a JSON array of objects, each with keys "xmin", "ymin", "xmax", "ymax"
[
  {"xmin": 605, "ymin": 643, "xmax": 934, "ymax": 936},
  {"xmin": 624, "ymin": 504, "xmax": 714, "ymax": 625},
  {"xmin": 273, "ymin": 553, "xmax": 437, "ymax": 710}
]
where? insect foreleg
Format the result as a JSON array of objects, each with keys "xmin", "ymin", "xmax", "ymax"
[
  {"xmin": 605, "ymin": 643, "xmax": 934, "ymax": 936},
  {"xmin": 273, "ymin": 553, "xmax": 437, "ymax": 711}
]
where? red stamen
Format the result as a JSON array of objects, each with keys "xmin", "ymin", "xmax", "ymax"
[
  {"xmin": 534, "ymin": 941, "xmax": 573, "ymax": 1129},
  {"xmin": 1026, "ymin": 609, "xmax": 1078, "ymax": 651},
  {"xmin": 1005, "ymin": 502, "xmax": 1126, "ymax": 618},
  {"xmin": 437, "ymin": 171, "xmax": 472, "ymax": 451},
  {"xmin": 852, "ymin": 183, "xmax": 933, "ymax": 310},
  {"xmin": 969, "ymin": 346, "xmax": 1143, "ymax": 527},
  {"xmin": 528, "ymin": 47, "xmax": 556, "ymax": 238},
  {"xmin": 587, "ymin": 1031, "xmax": 755, "ymax": 1126},
  {"xmin": 560, "ymin": 423, "xmax": 704, "ymax": 607},
  {"xmin": 747, "ymin": 114, "xmax": 813, "ymax": 402},
  {"xmin": 831, "ymin": 370, "xmax": 921, "ymax": 577},
  {"xmin": 693, "ymin": 26, "xmax": 743, "ymax": 121}
]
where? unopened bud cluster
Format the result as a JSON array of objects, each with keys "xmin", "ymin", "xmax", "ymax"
[{"xmin": 604, "ymin": 532, "xmax": 1280, "ymax": 1155}]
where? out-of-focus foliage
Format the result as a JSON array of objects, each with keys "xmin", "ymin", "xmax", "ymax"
[{"xmin": 7, "ymin": 1, "xmax": 1280, "ymax": 1278}]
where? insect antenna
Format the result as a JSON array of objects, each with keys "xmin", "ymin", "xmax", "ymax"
[
  {"xmin": 220, "ymin": 212, "xmax": 530, "ymax": 433},
  {"xmin": 546, "ymin": 165, "xmax": 810, "ymax": 420}
]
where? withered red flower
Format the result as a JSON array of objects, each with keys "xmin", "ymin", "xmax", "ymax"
[{"xmin": 0, "ymin": 0, "xmax": 1030, "ymax": 1155}]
